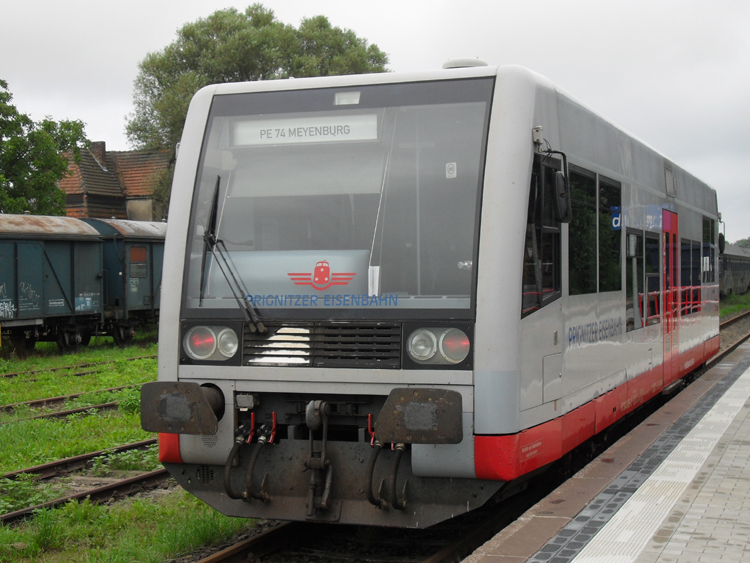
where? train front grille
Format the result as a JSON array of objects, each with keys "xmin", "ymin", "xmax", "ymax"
[{"xmin": 242, "ymin": 322, "xmax": 401, "ymax": 368}]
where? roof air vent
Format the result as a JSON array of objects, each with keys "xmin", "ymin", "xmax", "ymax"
[{"xmin": 442, "ymin": 58, "xmax": 489, "ymax": 69}]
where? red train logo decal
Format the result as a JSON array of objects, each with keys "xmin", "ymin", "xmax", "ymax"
[{"xmin": 287, "ymin": 261, "xmax": 356, "ymax": 291}]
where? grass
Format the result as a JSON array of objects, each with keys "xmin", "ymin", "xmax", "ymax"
[
  {"xmin": 0, "ymin": 410, "xmax": 153, "ymax": 475},
  {"xmin": 720, "ymin": 291, "xmax": 750, "ymax": 319},
  {"xmin": 0, "ymin": 474, "xmax": 59, "ymax": 515},
  {"xmin": 0, "ymin": 442, "xmax": 162, "ymax": 515},
  {"xmin": 90, "ymin": 443, "xmax": 161, "ymax": 476},
  {"xmin": 0, "ymin": 491, "xmax": 252, "ymax": 563},
  {"xmin": 0, "ymin": 328, "xmax": 157, "ymax": 376},
  {"xmin": 0, "ymin": 332, "xmax": 257, "ymax": 563},
  {"xmin": 0, "ymin": 354, "xmax": 155, "ymax": 412}
]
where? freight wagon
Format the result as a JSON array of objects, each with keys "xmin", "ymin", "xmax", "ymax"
[{"xmin": 0, "ymin": 214, "xmax": 166, "ymax": 353}]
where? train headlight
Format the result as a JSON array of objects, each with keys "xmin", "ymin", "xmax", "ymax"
[
  {"xmin": 185, "ymin": 326, "xmax": 217, "ymax": 359},
  {"xmin": 439, "ymin": 329, "xmax": 471, "ymax": 364},
  {"xmin": 217, "ymin": 328, "xmax": 239, "ymax": 358},
  {"xmin": 406, "ymin": 327, "xmax": 471, "ymax": 366},
  {"xmin": 408, "ymin": 329, "xmax": 438, "ymax": 361}
]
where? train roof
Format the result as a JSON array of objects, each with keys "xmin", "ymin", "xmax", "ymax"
[
  {"xmin": 82, "ymin": 218, "xmax": 167, "ymax": 240},
  {"xmin": 0, "ymin": 214, "xmax": 101, "ymax": 238},
  {"xmin": 191, "ymin": 63, "xmax": 716, "ymax": 211},
  {"xmin": 723, "ymin": 244, "xmax": 750, "ymax": 259}
]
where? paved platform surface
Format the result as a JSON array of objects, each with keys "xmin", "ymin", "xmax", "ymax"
[{"xmin": 465, "ymin": 342, "xmax": 750, "ymax": 563}]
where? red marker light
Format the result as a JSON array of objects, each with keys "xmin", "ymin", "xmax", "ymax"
[
  {"xmin": 185, "ymin": 327, "xmax": 217, "ymax": 359},
  {"xmin": 439, "ymin": 329, "xmax": 470, "ymax": 364},
  {"xmin": 191, "ymin": 332, "xmax": 215, "ymax": 351}
]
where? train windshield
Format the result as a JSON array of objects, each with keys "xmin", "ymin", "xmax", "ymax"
[{"xmin": 183, "ymin": 78, "xmax": 493, "ymax": 318}]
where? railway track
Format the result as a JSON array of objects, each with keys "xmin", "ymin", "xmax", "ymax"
[
  {"xmin": 1, "ymin": 354, "xmax": 157, "ymax": 379},
  {"xmin": 0, "ymin": 439, "xmax": 163, "ymax": 525},
  {"xmin": 189, "ymin": 478, "xmax": 552, "ymax": 563},
  {"xmin": 719, "ymin": 308, "xmax": 750, "ymax": 330},
  {"xmin": 0, "ymin": 384, "xmax": 135, "ymax": 413},
  {"xmin": 0, "ymin": 438, "xmax": 157, "ymax": 481},
  {"xmin": 0, "ymin": 401, "xmax": 120, "ymax": 425},
  {"xmin": 0, "ymin": 468, "xmax": 169, "ymax": 526}
]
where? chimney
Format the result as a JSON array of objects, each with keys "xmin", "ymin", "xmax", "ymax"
[{"xmin": 90, "ymin": 141, "xmax": 106, "ymax": 168}]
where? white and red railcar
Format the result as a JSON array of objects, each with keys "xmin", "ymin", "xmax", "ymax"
[{"xmin": 141, "ymin": 60, "xmax": 720, "ymax": 528}]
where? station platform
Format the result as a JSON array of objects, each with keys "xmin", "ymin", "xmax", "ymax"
[{"xmin": 465, "ymin": 341, "xmax": 750, "ymax": 563}]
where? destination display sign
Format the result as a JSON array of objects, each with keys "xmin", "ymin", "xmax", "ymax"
[{"xmin": 234, "ymin": 114, "xmax": 378, "ymax": 146}]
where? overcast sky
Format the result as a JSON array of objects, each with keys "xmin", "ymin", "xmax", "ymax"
[{"xmin": 2, "ymin": 0, "xmax": 749, "ymax": 240}]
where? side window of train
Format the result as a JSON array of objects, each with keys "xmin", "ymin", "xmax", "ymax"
[
  {"xmin": 625, "ymin": 230, "xmax": 644, "ymax": 331},
  {"xmin": 702, "ymin": 216, "xmax": 716, "ymax": 283},
  {"xmin": 644, "ymin": 234, "xmax": 661, "ymax": 325},
  {"xmin": 626, "ymin": 230, "xmax": 661, "ymax": 330},
  {"xmin": 680, "ymin": 238, "xmax": 702, "ymax": 315},
  {"xmin": 568, "ymin": 168, "xmax": 597, "ymax": 295},
  {"xmin": 598, "ymin": 177, "xmax": 622, "ymax": 292},
  {"xmin": 568, "ymin": 167, "xmax": 622, "ymax": 295},
  {"xmin": 521, "ymin": 155, "xmax": 562, "ymax": 317}
]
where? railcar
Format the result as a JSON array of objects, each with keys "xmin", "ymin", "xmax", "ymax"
[
  {"xmin": 0, "ymin": 215, "xmax": 104, "ymax": 353},
  {"xmin": 0, "ymin": 214, "xmax": 166, "ymax": 353},
  {"xmin": 141, "ymin": 60, "xmax": 720, "ymax": 528},
  {"xmin": 719, "ymin": 243, "xmax": 750, "ymax": 298},
  {"xmin": 82, "ymin": 218, "xmax": 167, "ymax": 345}
]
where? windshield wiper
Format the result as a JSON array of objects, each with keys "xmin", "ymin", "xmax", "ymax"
[{"xmin": 199, "ymin": 175, "xmax": 266, "ymax": 334}]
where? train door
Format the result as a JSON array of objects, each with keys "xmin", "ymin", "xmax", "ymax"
[{"xmin": 663, "ymin": 210, "xmax": 679, "ymax": 385}]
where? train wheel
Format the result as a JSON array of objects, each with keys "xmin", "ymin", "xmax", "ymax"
[
  {"xmin": 79, "ymin": 331, "xmax": 92, "ymax": 347},
  {"xmin": 9, "ymin": 331, "xmax": 35, "ymax": 358},
  {"xmin": 57, "ymin": 331, "xmax": 79, "ymax": 354},
  {"xmin": 113, "ymin": 325, "xmax": 135, "ymax": 347}
]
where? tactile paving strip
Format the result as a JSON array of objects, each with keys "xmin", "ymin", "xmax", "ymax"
[{"xmin": 528, "ymin": 350, "xmax": 750, "ymax": 563}]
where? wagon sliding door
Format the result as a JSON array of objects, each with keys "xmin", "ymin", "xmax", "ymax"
[
  {"xmin": 43, "ymin": 241, "xmax": 102, "ymax": 318},
  {"xmin": 15, "ymin": 242, "xmax": 44, "ymax": 319},
  {"xmin": 663, "ymin": 210, "xmax": 679, "ymax": 386}
]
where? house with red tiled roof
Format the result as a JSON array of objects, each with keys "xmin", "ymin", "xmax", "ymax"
[{"xmin": 59, "ymin": 141, "xmax": 170, "ymax": 221}]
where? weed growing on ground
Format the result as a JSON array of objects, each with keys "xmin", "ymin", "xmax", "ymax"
[
  {"xmin": 720, "ymin": 291, "xmax": 750, "ymax": 319},
  {"xmin": 0, "ymin": 329, "xmax": 157, "ymax": 376},
  {"xmin": 90, "ymin": 444, "xmax": 160, "ymax": 476},
  {"xmin": 0, "ymin": 411, "xmax": 152, "ymax": 474},
  {"xmin": 0, "ymin": 356, "xmax": 156, "ymax": 411},
  {"xmin": 0, "ymin": 474, "xmax": 57, "ymax": 514},
  {"xmin": 115, "ymin": 387, "xmax": 141, "ymax": 415},
  {"xmin": 0, "ymin": 491, "xmax": 252, "ymax": 563}
]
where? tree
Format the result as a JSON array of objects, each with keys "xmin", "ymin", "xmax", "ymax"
[
  {"xmin": 0, "ymin": 80, "xmax": 87, "ymax": 215},
  {"xmin": 734, "ymin": 237, "xmax": 750, "ymax": 248},
  {"xmin": 126, "ymin": 4, "xmax": 388, "ymax": 215}
]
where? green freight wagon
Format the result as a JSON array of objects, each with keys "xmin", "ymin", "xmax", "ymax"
[
  {"xmin": 82, "ymin": 219, "xmax": 166, "ymax": 345},
  {"xmin": 0, "ymin": 214, "xmax": 104, "ymax": 353}
]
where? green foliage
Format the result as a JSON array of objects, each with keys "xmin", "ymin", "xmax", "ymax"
[
  {"xmin": 0, "ymin": 411, "xmax": 152, "ymax": 474},
  {"xmin": 733, "ymin": 236, "xmax": 750, "ymax": 248},
  {"xmin": 720, "ymin": 290, "xmax": 750, "ymax": 319},
  {"xmin": 90, "ymin": 444, "xmax": 160, "ymax": 476},
  {"xmin": 0, "ymin": 79, "xmax": 88, "ymax": 215},
  {"xmin": 149, "ymin": 162, "xmax": 174, "ymax": 220},
  {"xmin": 0, "ymin": 473, "xmax": 55, "ymax": 514},
  {"xmin": 0, "ymin": 351, "xmax": 157, "ymax": 411},
  {"xmin": 0, "ymin": 492, "xmax": 251, "ymax": 563},
  {"xmin": 125, "ymin": 3, "xmax": 388, "ymax": 213},
  {"xmin": 29, "ymin": 507, "xmax": 66, "ymax": 552},
  {"xmin": 116, "ymin": 387, "xmax": 141, "ymax": 415}
]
